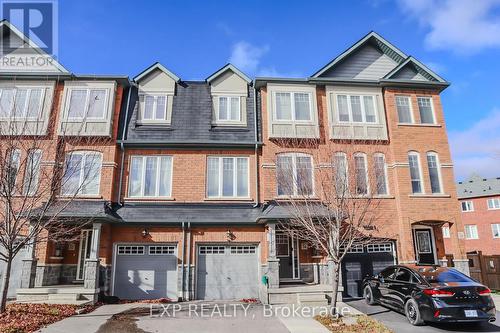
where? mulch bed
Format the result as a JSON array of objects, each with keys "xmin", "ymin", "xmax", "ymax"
[
  {"xmin": 315, "ymin": 314, "xmax": 393, "ymax": 333},
  {"xmin": 0, "ymin": 303, "xmax": 98, "ymax": 333}
]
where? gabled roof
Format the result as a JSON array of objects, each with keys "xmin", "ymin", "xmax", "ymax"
[
  {"xmin": 206, "ymin": 63, "xmax": 252, "ymax": 84},
  {"xmin": 133, "ymin": 62, "xmax": 180, "ymax": 83},
  {"xmin": 383, "ymin": 56, "xmax": 447, "ymax": 83},
  {"xmin": 311, "ymin": 31, "xmax": 407, "ymax": 78},
  {"xmin": 457, "ymin": 174, "xmax": 500, "ymax": 199},
  {"xmin": 0, "ymin": 19, "xmax": 70, "ymax": 73}
]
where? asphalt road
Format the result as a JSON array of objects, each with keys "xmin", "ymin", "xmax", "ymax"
[{"xmin": 347, "ymin": 299, "xmax": 500, "ymax": 333}]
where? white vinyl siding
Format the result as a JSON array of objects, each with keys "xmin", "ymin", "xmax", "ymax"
[
  {"xmin": 373, "ymin": 153, "xmax": 388, "ymax": 195},
  {"xmin": 354, "ymin": 153, "xmax": 368, "ymax": 195},
  {"xmin": 22, "ymin": 149, "xmax": 42, "ymax": 196},
  {"xmin": 408, "ymin": 152, "xmax": 424, "ymax": 194},
  {"xmin": 395, "ymin": 95, "xmax": 413, "ymax": 123},
  {"xmin": 128, "ymin": 155, "xmax": 173, "ymax": 198},
  {"xmin": 461, "ymin": 201, "xmax": 474, "ymax": 212},
  {"xmin": 417, "ymin": 97, "xmax": 435, "ymax": 124},
  {"xmin": 206, "ymin": 156, "xmax": 249, "ymax": 198},
  {"xmin": 0, "ymin": 87, "xmax": 44, "ymax": 119},
  {"xmin": 61, "ymin": 151, "xmax": 102, "ymax": 196},
  {"xmin": 487, "ymin": 198, "xmax": 500, "ymax": 210},
  {"xmin": 492, "ymin": 224, "xmax": 500, "ymax": 238},
  {"xmin": 426, "ymin": 152, "xmax": 442, "ymax": 194},
  {"xmin": 465, "ymin": 225, "xmax": 479, "ymax": 240},
  {"xmin": 276, "ymin": 153, "xmax": 314, "ymax": 197},
  {"xmin": 336, "ymin": 94, "xmax": 377, "ymax": 123}
]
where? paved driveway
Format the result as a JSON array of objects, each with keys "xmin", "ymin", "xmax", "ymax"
[{"xmin": 347, "ymin": 299, "xmax": 500, "ymax": 333}]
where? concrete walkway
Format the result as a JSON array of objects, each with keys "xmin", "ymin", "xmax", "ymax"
[{"xmin": 39, "ymin": 303, "xmax": 143, "ymax": 333}]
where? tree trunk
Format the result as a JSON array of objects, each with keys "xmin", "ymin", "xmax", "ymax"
[
  {"xmin": 331, "ymin": 261, "xmax": 341, "ymax": 313},
  {"xmin": 0, "ymin": 257, "xmax": 12, "ymax": 313}
]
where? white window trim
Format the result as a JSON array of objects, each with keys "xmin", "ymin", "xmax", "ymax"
[
  {"xmin": 273, "ymin": 91, "xmax": 313, "ymax": 122},
  {"xmin": 61, "ymin": 151, "xmax": 102, "ymax": 197},
  {"xmin": 139, "ymin": 93, "xmax": 169, "ymax": 123},
  {"xmin": 128, "ymin": 155, "xmax": 173, "ymax": 198},
  {"xmin": 417, "ymin": 96, "xmax": 436, "ymax": 124},
  {"xmin": 22, "ymin": 149, "xmax": 42, "ymax": 196},
  {"xmin": 276, "ymin": 152, "xmax": 315, "ymax": 198},
  {"xmin": 0, "ymin": 87, "xmax": 45, "ymax": 120},
  {"xmin": 465, "ymin": 225, "xmax": 479, "ymax": 240},
  {"xmin": 492, "ymin": 224, "xmax": 500, "ymax": 239},
  {"xmin": 336, "ymin": 94, "xmax": 379, "ymax": 124},
  {"xmin": 461, "ymin": 200, "xmax": 474, "ymax": 212},
  {"xmin": 426, "ymin": 151, "xmax": 444, "ymax": 194},
  {"xmin": 216, "ymin": 96, "xmax": 241, "ymax": 122},
  {"xmin": 487, "ymin": 198, "xmax": 500, "ymax": 210},
  {"xmin": 442, "ymin": 226, "xmax": 450, "ymax": 238},
  {"xmin": 206, "ymin": 156, "xmax": 250, "ymax": 199},
  {"xmin": 408, "ymin": 151, "xmax": 425, "ymax": 194},
  {"xmin": 373, "ymin": 153, "xmax": 389, "ymax": 196},
  {"xmin": 65, "ymin": 88, "xmax": 109, "ymax": 121},
  {"xmin": 395, "ymin": 95, "xmax": 414, "ymax": 124},
  {"xmin": 354, "ymin": 152, "xmax": 370, "ymax": 196}
]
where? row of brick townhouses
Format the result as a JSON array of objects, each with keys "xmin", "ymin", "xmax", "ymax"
[
  {"xmin": 1, "ymin": 20, "xmax": 469, "ymax": 303},
  {"xmin": 443, "ymin": 175, "xmax": 500, "ymax": 256}
]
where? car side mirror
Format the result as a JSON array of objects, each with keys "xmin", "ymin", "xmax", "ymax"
[{"xmin": 377, "ymin": 274, "xmax": 385, "ymax": 283}]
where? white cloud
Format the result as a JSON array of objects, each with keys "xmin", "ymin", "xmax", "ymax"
[
  {"xmin": 449, "ymin": 109, "xmax": 500, "ymax": 180},
  {"xmin": 229, "ymin": 41, "xmax": 269, "ymax": 74},
  {"xmin": 397, "ymin": 0, "xmax": 500, "ymax": 54}
]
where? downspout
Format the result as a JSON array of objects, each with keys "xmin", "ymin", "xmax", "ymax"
[
  {"xmin": 252, "ymin": 83, "xmax": 260, "ymax": 208},
  {"xmin": 186, "ymin": 222, "xmax": 191, "ymax": 300},
  {"xmin": 180, "ymin": 222, "xmax": 185, "ymax": 301},
  {"xmin": 117, "ymin": 82, "xmax": 133, "ymax": 204}
]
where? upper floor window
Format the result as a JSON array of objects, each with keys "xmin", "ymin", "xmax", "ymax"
[
  {"xmin": 142, "ymin": 95, "xmax": 167, "ymax": 121},
  {"xmin": 465, "ymin": 225, "xmax": 478, "ymax": 240},
  {"xmin": 487, "ymin": 198, "xmax": 500, "ymax": 210},
  {"xmin": 442, "ymin": 226, "xmax": 450, "ymax": 238},
  {"xmin": 23, "ymin": 149, "xmax": 42, "ymax": 196},
  {"xmin": 274, "ymin": 92, "xmax": 312, "ymax": 121},
  {"xmin": 408, "ymin": 152, "xmax": 423, "ymax": 194},
  {"xmin": 417, "ymin": 97, "xmax": 435, "ymax": 124},
  {"xmin": 373, "ymin": 153, "xmax": 388, "ymax": 195},
  {"xmin": 337, "ymin": 94, "xmax": 377, "ymax": 123},
  {"xmin": 276, "ymin": 153, "xmax": 313, "ymax": 196},
  {"xmin": 61, "ymin": 151, "xmax": 102, "ymax": 196},
  {"xmin": 492, "ymin": 224, "xmax": 500, "ymax": 238},
  {"xmin": 461, "ymin": 201, "xmax": 474, "ymax": 212},
  {"xmin": 206, "ymin": 156, "xmax": 249, "ymax": 198},
  {"xmin": 217, "ymin": 96, "xmax": 240, "ymax": 122},
  {"xmin": 333, "ymin": 152, "xmax": 348, "ymax": 196},
  {"xmin": 354, "ymin": 153, "xmax": 368, "ymax": 195},
  {"xmin": 129, "ymin": 155, "xmax": 172, "ymax": 198},
  {"xmin": 395, "ymin": 95, "xmax": 413, "ymax": 123},
  {"xmin": 0, "ymin": 87, "xmax": 44, "ymax": 119},
  {"xmin": 67, "ymin": 89, "xmax": 107, "ymax": 119},
  {"xmin": 5, "ymin": 149, "xmax": 20, "ymax": 192},
  {"xmin": 426, "ymin": 152, "xmax": 442, "ymax": 194}
]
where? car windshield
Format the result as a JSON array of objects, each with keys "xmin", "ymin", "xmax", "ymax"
[{"xmin": 418, "ymin": 268, "xmax": 473, "ymax": 283}]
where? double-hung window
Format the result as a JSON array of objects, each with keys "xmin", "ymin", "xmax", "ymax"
[
  {"xmin": 492, "ymin": 224, "xmax": 500, "ymax": 238},
  {"xmin": 128, "ymin": 156, "xmax": 173, "ymax": 198},
  {"xmin": 274, "ymin": 92, "xmax": 312, "ymax": 121},
  {"xmin": 142, "ymin": 95, "xmax": 167, "ymax": 121},
  {"xmin": 276, "ymin": 153, "xmax": 313, "ymax": 196},
  {"xmin": 67, "ymin": 88, "xmax": 107, "ymax": 119},
  {"xmin": 373, "ymin": 153, "xmax": 388, "ymax": 195},
  {"xmin": 336, "ymin": 94, "xmax": 377, "ymax": 123},
  {"xmin": 408, "ymin": 152, "xmax": 423, "ymax": 194},
  {"xmin": 461, "ymin": 201, "xmax": 474, "ymax": 212},
  {"xmin": 6, "ymin": 149, "xmax": 20, "ymax": 192},
  {"xmin": 354, "ymin": 153, "xmax": 368, "ymax": 195},
  {"xmin": 61, "ymin": 151, "xmax": 102, "ymax": 196},
  {"xmin": 426, "ymin": 152, "xmax": 442, "ymax": 194},
  {"xmin": 465, "ymin": 225, "xmax": 478, "ymax": 240},
  {"xmin": 395, "ymin": 95, "xmax": 413, "ymax": 123},
  {"xmin": 206, "ymin": 156, "xmax": 249, "ymax": 198},
  {"xmin": 487, "ymin": 198, "xmax": 500, "ymax": 210},
  {"xmin": 0, "ymin": 87, "xmax": 44, "ymax": 119},
  {"xmin": 23, "ymin": 149, "xmax": 42, "ymax": 196},
  {"xmin": 334, "ymin": 152, "xmax": 348, "ymax": 196},
  {"xmin": 417, "ymin": 97, "xmax": 435, "ymax": 124},
  {"xmin": 217, "ymin": 96, "xmax": 240, "ymax": 122}
]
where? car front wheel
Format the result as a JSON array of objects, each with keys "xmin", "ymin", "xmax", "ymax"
[
  {"xmin": 363, "ymin": 285, "xmax": 376, "ymax": 305},
  {"xmin": 405, "ymin": 299, "xmax": 425, "ymax": 326}
]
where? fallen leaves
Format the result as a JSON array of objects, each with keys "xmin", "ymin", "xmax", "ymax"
[{"xmin": 315, "ymin": 314, "xmax": 393, "ymax": 333}]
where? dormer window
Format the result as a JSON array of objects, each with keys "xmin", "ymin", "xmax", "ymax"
[
  {"xmin": 142, "ymin": 95, "xmax": 167, "ymax": 122},
  {"xmin": 217, "ymin": 96, "xmax": 240, "ymax": 122}
]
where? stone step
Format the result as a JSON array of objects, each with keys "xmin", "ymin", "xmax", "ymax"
[
  {"xmin": 48, "ymin": 293, "xmax": 81, "ymax": 301},
  {"xmin": 297, "ymin": 293, "xmax": 327, "ymax": 302}
]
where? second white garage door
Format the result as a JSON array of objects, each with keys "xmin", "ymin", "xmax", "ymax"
[
  {"xmin": 113, "ymin": 244, "xmax": 178, "ymax": 300},
  {"xmin": 196, "ymin": 244, "xmax": 259, "ymax": 300}
]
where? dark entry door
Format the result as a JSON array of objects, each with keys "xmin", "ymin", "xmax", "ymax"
[
  {"xmin": 276, "ymin": 233, "xmax": 294, "ymax": 279},
  {"xmin": 414, "ymin": 229, "xmax": 435, "ymax": 265}
]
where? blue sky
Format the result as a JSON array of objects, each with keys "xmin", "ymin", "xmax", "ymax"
[{"xmin": 19, "ymin": 0, "xmax": 500, "ymax": 180}]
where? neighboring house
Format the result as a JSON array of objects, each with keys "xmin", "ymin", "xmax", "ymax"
[
  {"xmin": 2, "ymin": 19, "xmax": 469, "ymax": 304},
  {"xmin": 443, "ymin": 175, "xmax": 500, "ymax": 256}
]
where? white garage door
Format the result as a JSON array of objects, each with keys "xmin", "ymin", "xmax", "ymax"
[
  {"xmin": 196, "ymin": 244, "xmax": 259, "ymax": 300},
  {"xmin": 113, "ymin": 244, "xmax": 178, "ymax": 300}
]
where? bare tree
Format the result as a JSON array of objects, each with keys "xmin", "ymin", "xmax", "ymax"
[
  {"xmin": 274, "ymin": 137, "xmax": 393, "ymax": 310},
  {"xmin": 0, "ymin": 87, "xmax": 106, "ymax": 311}
]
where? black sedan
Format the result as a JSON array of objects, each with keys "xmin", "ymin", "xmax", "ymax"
[{"xmin": 362, "ymin": 265, "xmax": 496, "ymax": 326}]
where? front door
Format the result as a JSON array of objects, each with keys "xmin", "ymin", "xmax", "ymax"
[
  {"xmin": 76, "ymin": 229, "xmax": 93, "ymax": 280},
  {"xmin": 276, "ymin": 233, "xmax": 300, "ymax": 280},
  {"xmin": 414, "ymin": 228, "xmax": 436, "ymax": 265}
]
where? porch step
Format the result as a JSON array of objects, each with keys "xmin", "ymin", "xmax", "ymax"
[
  {"xmin": 16, "ymin": 286, "xmax": 99, "ymax": 304},
  {"xmin": 48, "ymin": 293, "xmax": 80, "ymax": 301},
  {"xmin": 297, "ymin": 293, "xmax": 328, "ymax": 306},
  {"xmin": 267, "ymin": 284, "xmax": 336, "ymax": 305}
]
